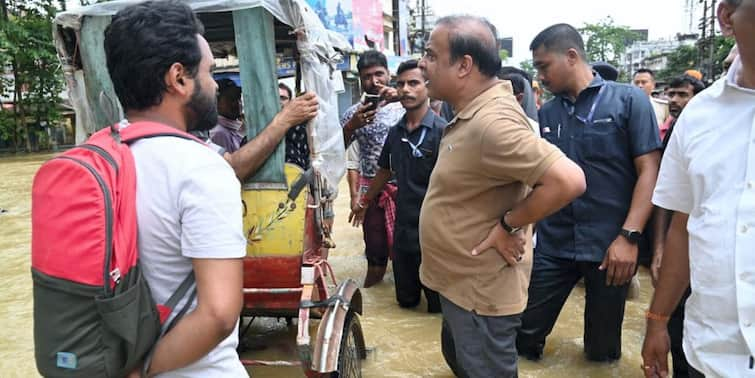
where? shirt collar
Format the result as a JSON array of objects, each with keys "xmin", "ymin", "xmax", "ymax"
[
  {"xmin": 217, "ymin": 115, "xmax": 243, "ymax": 131},
  {"xmin": 399, "ymin": 107, "xmax": 437, "ymax": 131},
  {"xmin": 450, "ymin": 81, "xmax": 514, "ymax": 124},
  {"xmin": 587, "ymin": 72, "xmax": 605, "ymax": 88},
  {"xmin": 557, "ymin": 71, "xmax": 604, "ymax": 97},
  {"xmin": 555, "ymin": 72, "xmax": 605, "ymax": 104},
  {"xmin": 724, "ymin": 55, "xmax": 755, "ymax": 95}
]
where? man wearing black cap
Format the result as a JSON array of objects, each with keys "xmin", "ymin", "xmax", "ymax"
[{"xmin": 592, "ymin": 61, "xmax": 618, "ymax": 81}]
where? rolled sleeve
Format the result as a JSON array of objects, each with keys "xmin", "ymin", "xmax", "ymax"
[
  {"xmin": 345, "ymin": 141, "xmax": 360, "ymax": 171},
  {"xmin": 480, "ymin": 116, "xmax": 564, "ymax": 187},
  {"xmin": 340, "ymin": 105, "xmax": 356, "ymax": 128},
  {"xmin": 627, "ymin": 88, "xmax": 663, "ymax": 157},
  {"xmin": 652, "ymin": 121, "xmax": 693, "ymax": 214}
]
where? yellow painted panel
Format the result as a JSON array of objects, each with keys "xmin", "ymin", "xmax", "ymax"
[{"xmin": 242, "ymin": 164, "xmax": 308, "ymax": 257}]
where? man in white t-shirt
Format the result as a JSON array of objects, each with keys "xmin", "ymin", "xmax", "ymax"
[
  {"xmin": 105, "ymin": 2, "xmax": 247, "ymax": 376},
  {"xmin": 633, "ymin": 68, "xmax": 670, "ymax": 129},
  {"xmin": 641, "ymin": 0, "xmax": 755, "ymax": 377}
]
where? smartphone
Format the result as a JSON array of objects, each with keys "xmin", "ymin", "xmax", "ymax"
[{"xmin": 362, "ymin": 93, "xmax": 380, "ymax": 110}]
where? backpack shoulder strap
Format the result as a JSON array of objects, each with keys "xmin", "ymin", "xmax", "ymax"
[
  {"xmin": 141, "ymin": 271, "xmax": 196, "ymax": 377},
  {"xmin": 161, "ymin": 271, "xmax": 196, "ymax": 332},
  {"xmin": 115, "ymin": 121, "xmax": 207, "ymax": 145}
]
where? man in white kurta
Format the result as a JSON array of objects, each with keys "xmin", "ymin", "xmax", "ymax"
[{"xmin": 641, "ymin": 1, "xmax": 755, "ymax": 373}]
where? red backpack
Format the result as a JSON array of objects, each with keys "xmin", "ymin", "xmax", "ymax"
[{"xmin": 31, "ymin": 121, "xmax": 203, "ymax": 377}]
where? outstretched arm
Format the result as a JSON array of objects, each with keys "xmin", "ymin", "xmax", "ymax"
[{"xmin": 226, "ymin": 92, "xmax": 318, "ymax": 181}]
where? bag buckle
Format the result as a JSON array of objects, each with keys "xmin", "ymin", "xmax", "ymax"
[{"xmin": 109, "ymin": 268, "xmax": 121, "ymax": 284}]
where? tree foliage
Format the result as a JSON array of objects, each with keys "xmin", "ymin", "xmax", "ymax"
[
  {"xmin": 0, "ymin": 0, "xmax": 64, "ymax": 152},
  {"xmin": 579, "ymin": 17, "xmax": 640, "ymax": 68},
  {"xmin": 519, "ymin": 59, "xmax": 536, "ymax": 81},
  {"xmin": 657, "ymin": 45, "xmax": 697, "ymax": 83},
  {"xmin": 657, "ymin": 36, "xmax": 735, "ymax": 83}
]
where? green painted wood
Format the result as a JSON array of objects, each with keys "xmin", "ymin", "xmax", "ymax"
[
  {"xmin": 80, "ymin": 16, "xmax": 123, "ymax": 131},
  {"xmin": 233, "ymin": 8, "xmax": 285, "ymax": 186}
]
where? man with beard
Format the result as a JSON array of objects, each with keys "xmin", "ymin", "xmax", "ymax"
[
  {"xmin": 517, "ymin": 23, "xmax": 661, "ymax": 363},
  {"xmin": 341, "ymin": 50, "xmax": 405, "ymax": 287},
  {"xmin": 104, "ymin": 1, "xmax": 248, "ymax": 375},
  {"xmin": 648, "ymin": 74, "xmax": 705, "ymax": 378},
  {"xmin": 418, "ymin": 16, "xmax": 585, "ymax": 376},
  {"xmin": 349, "ymin": 59, "xmax": 445, "ymax": 312},
  {"xmin": 642, "ymin": 2, "xmax": 755, "ymax": 375}
]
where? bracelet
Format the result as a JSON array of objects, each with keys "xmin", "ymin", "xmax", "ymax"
[{"xmin": 645, "ymin": 310, "xmax": 670, "ymax": 322}]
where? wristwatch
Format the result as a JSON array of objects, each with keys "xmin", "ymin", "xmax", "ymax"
[
  {"xmin": 500, "ymin": 211, "xmax": 522, "ymax": 234},
  {"xmin": 619, "ymin": 228, "xmax": 642, "ymax": 244}
]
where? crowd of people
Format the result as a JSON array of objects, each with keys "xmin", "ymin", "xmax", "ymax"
[
  {"xmin": 41, "ymin": 0, "xmax": 753, "ymax": 376},
  {"xmin": 336, "ymin": 2, "xmax": 752, "ymax": 377}
]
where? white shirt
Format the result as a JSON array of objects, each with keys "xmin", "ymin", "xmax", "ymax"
[
  {"xmin": 131, "ymin": 136, "xmax": 248, "ymax": 377},
  {"xmin": 650, "ymin": 97, "xmax": 669, "ymax": 128},
  {"xmin": 652, "ymin": 56, "xmax": 755, "ymax": 377},
  {"xmin": 527, "ymin": 117, "xmax": 541, "ymax": 137},
  {"xmin": 345, "ymin": 139, "xmax": 361, "ymax": 171}
]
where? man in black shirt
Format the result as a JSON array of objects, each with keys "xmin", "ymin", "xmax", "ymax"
[{"xmin": 349, "ymin": 59, "xmax": 446, "ymax": 312}]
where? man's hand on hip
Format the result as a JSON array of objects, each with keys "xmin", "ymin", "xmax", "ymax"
[
  {"xmin": 599, "ymin": 235, "xmax": 638, "ymax": 286},
  {"xmin": 470, "ymin": 223, "xmax": 526, "ymax": 266}
]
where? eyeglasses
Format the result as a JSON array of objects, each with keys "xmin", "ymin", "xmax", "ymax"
[{"xmin": 401, "ymin": 128, "xmax": 427, "ymax": 158}]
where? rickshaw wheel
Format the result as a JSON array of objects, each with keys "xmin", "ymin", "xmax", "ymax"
[{"xmin": 331, "ymin": 312, "xmax": 364, "ymax": 378}]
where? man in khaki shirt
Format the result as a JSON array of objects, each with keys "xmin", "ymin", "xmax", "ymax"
[{"xmin": 418, "ymin": 15, "xmax": 586, "ymax": 377}]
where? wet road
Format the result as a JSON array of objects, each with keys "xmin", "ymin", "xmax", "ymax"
[{"xmin": 0, "ymin": 154, "xmax": 652, "ymax": 377}]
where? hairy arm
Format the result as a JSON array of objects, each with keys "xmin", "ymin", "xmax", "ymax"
[
  {"xmin": 225, "ymin": 93, "xmax": 318, "ymax": 181},
  {"xmin": 649, "ymin": 212, "xmax": 690, "ymax": 316},
  {"xmin": 146, "ymin": 258, "xmax": 243, "ymax": 375}
]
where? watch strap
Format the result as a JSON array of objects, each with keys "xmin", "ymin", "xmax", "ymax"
[
  {"xmin": 500, "ymin": 211, "xmax": 522, "ymax": 234},
  {"xmin": 620, "ymin": 228, "xmax": 642, "ymax": 243}
]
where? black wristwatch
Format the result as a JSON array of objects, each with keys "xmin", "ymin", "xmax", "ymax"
[
  {"xmin": 619, "ymin": 228, "xmax": 642, "ymax": 244},
  {"xmin": 500, "ymin": 211, "xmax": 522, "ymax": 234}
]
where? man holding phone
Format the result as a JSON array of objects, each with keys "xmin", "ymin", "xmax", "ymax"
[
  {"xmin": 341, "ymin": 50, "xmax": 405, "ymax": 287},
  {"xmin": 349, "ymin": 59, "xmax": 445, "ymax": 312}
]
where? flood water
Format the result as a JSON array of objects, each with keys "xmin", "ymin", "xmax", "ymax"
[{"xmin": 1, "ymin": 154, "xmax": 653, "ymax": 377}]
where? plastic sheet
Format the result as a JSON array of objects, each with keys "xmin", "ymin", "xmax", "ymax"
[{"xmin": 53, "ymin": 0, "xmax": 349, "ymax": 194}]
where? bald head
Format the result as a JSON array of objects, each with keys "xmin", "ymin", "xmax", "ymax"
[{"xmin": 435, "ymin": 15, "xmax": 501, "ymax": 77}]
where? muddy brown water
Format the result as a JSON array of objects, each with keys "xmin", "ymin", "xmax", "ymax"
[{"xmin": 1, "ymin": 154, "xmax": 652, "ymax": 377}]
